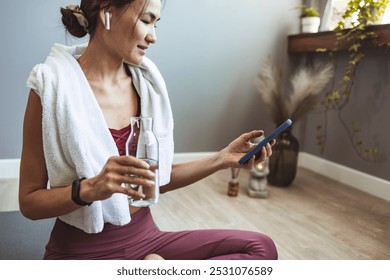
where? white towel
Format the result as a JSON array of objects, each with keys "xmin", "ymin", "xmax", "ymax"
[{"xmin": 26, "ymin": 43, "xmax": 174, "ymax": 233}]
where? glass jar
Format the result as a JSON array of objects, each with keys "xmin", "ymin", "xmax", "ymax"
[{"xmin": 125, "ymin": 117, "xmax": 159, "ymax": 206}]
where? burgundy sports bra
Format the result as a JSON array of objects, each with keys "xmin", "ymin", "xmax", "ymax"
[{"xmin": 109, "ymin": 125, "xmax": 131, "ymax": 156}]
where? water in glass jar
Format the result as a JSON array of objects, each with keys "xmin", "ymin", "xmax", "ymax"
[{"xmin": 126, "ymin": 158, "xmax": 159, "ymax": 207}]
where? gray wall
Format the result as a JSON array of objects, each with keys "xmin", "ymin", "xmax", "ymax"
[
  {"xmin": 0, "ymin": 0, "xmax": 300, "ymax": 158},
  {"xmin": 1, "ymin": 0, "xmax": 87, "ymax": 159},
  {"xmin": 296, "ymin": 0, "xmax": 390, "ymax": 181},
  {"xmin": 295, "ymin": 51, "xmax": 390, "ymax": 181}
]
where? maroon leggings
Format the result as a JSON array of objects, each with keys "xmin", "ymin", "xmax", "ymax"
[{"xmin": 44, "ymin": 207, "xmax": 277, "ymax": 260}]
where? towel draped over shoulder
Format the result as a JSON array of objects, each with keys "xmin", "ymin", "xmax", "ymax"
[{"xmin": 26, "ymin": 43, "xmax": 174, "ymax": 233}]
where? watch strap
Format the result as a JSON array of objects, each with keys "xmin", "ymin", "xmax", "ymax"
[{"xmin": 71, "ymin": 178, "xmax": 92, "ymax": 206}]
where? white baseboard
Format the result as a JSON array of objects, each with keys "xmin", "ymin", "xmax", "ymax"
[
  {"xmin": 1, "ymin": 153, "xmax": 389, "ymax": 201},
  {"xmin": 298, "ymin": 152, "xmax": 390, "ymax": 201}
]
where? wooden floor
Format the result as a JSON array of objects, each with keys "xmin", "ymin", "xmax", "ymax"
[{"xmin": 151, "ymin": 167, "xmax": 390, "ymax": 260}]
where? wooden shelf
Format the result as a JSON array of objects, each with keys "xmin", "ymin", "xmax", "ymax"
[{"xmin": 288, "ymin": 23, "xmax": 390, "ymax": 53}]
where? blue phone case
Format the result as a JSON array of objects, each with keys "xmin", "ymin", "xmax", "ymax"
[{"xmin": 238, "ymin": 119, "xmax": 292, "ymax": 165}]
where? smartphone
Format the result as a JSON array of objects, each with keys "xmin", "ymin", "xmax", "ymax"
[{"xmin": 238, "ymin": 119, "xmax": 292, "ymax": 165}]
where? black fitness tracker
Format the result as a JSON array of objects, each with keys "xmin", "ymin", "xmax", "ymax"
[{"xmin": 71, "ymin": 178, "xmax": 92, "ymax": 206}]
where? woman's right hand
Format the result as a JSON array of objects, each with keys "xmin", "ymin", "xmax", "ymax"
[{"xmin": 79, "ymin": 156, "xmax": 156, "ymax": 204}]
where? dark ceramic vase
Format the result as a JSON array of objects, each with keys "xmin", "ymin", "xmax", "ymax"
[{"xmin": 267, "ymin": 128, "xmax": 299, "ymax": 187}]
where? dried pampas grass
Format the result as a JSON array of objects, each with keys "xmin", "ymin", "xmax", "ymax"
[
  {"xmin": 254, "ymin": 57, "xmax": 287, "ymax": 125},
  {"xmin": 255, "ymin": 58, "xmax": 334, "ymax": 124}
]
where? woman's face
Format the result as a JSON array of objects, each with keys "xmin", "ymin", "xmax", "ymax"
[{"xmin": 106, "ymin": 0, "xmax": 161, "ymax": 65}]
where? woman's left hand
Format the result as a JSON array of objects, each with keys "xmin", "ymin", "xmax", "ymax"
[{"xmin": 219, "ymin": 130, "xmax": 275, "ymax": 170}]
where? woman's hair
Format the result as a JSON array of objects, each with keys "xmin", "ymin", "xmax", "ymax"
[{"xmin": 60, "ymin": 0, "xmax": 149, "ymax": 38}]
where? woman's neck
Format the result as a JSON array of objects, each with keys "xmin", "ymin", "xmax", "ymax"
[{"xmin": 77, "ymin": 39, "xmax": 127, "ymax": 86}]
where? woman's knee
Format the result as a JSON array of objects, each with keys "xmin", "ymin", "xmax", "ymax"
[
  {"xmin": 249, "ymin": 233, "xmax": 278, "ymax": 260},
  {"xmin": 263, "ymin": 235, "xmax": 278, "ymax": 259}
]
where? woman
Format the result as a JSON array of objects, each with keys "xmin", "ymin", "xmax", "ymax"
[{"xmin": 19, "ymin": 0, "xmax": 278, "ymax": 260}]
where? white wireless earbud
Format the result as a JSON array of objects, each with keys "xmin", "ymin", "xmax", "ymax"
[{"xmin": 104, "ymin": 11, "xmax": 110, "ymax": 30}]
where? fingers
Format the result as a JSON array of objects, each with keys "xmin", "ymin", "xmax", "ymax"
[
  {"xmin": 123, "ymin": 183, "xmax": 151, "ymax": 199},
  {"xmin": 111, "ymin": 183, "xmax": 147, "ymax": 200},
  {"xmin": 265, "ymin": 142, "xmax": 273, "ymax": 157},
  {"xmin": 121, "ymin": 174, "xmax": 155, "ymax": 189},
  {"xmin": 256, "ymin": 144, "xmax": 272, "ymax": 162},
  {"xmin": 97, "ymin": 173, "xmax": 155, "ymax": 201},
  {"xmin": 242, "ymin": 156, "xmax": 256, "ymax": 170},
  {"xmin": 107, "ymin": 157, "xmax": 156, "ymax": 189},
  {"xmin": 105, "ymin": 156, "xmax": 155, "ymax": 179},
  {"xmin": 241, "ymin": 130, "xmax": 264, "ymax": 142},
  {"xmin": 237, "ymin": 141, "xmax": 274, "ymax": 168},
  {"xmin": 112, "ymin": 156, "xmax": 150, "ymax": 169},
  {"xmin": 113, "ymin": 165, "xmax": 155, "ymax": 180},
  {"xmin": 120, "ymin": 177, "xmax": 156, "ymax": 201},
  {"xmin": 89, "ymin": 156, "xmax": 157, "ymax": 201}
]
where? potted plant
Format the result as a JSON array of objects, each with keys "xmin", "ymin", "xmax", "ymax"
[
  {"xmin": 318, "ymin": 0, "xmax": 389, "ymax": 162},
  {"xmin": 336, "ymin": 0, "xmax": 390, "ymax": 27},
  {"xmin": 301, "ymin": 6, "xmax": 321, "ymax": 33}
]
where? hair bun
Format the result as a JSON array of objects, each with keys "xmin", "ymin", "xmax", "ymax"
[{"xmin": 60, "ymin": 6, "xmax": 88, "ymax": 38}]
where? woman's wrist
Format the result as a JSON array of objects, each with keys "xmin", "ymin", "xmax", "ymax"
[
  {"xmin": 75, "ymin": 178, "xmax": 94, "ymax": 206},
  {"xmin": 212, "ymin": 150, "xmax": 228, "ymax": 170}
]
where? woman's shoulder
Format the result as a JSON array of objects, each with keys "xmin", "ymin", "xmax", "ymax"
[
  {"xmin": 26, "ymin": 63, "xmax": 52, "ymax": 98},
  {"xmin": 26, "ymin": 43, "xmax": 87, "ymax": 97}
]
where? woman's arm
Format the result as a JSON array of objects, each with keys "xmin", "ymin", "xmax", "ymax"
[
  {"xmin": 161, "ymin": 130, "xmax": 273, "ymax": 193},
  {"xmin": 19, "ymin": 90, "xmax": 81, "ymax": 219},
  {"xmin": 19, "ymin": 90, "xmax": 154, "ymax": 220}
]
